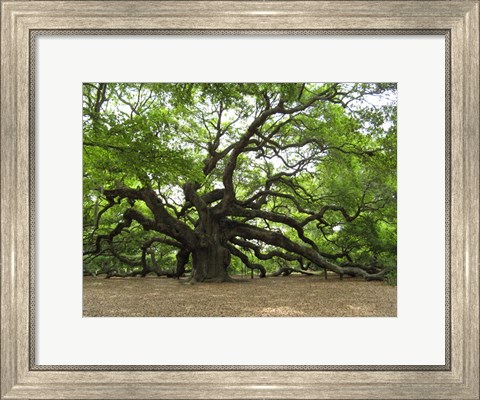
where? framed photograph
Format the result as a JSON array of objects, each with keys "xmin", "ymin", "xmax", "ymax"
[{"xmin": 1, "ymin": 1, "xmax": 478, "ymax": 399}]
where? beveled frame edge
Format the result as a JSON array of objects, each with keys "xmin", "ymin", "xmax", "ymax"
[{"xmin": 1, "ymin": 1, "xmax": 478, "ymax": 400}]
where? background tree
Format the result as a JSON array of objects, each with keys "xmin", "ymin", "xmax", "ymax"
[{"xmin": 83, "ymin": 83, "xmax": 397, "ymax": 283}]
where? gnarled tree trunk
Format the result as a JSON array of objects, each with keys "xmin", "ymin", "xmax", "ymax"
[
  {"xmin": 188, "ymin": 218, "xmax": 232, "ymax": 283},
  {"xmin": 190, "ymin": 242, "xmax": 230, "ymax": 282}
]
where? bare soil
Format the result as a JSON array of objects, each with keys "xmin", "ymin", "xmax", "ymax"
[{"xmin": 83, "ymin": 274, "xmax": 396, "ymax": 317}]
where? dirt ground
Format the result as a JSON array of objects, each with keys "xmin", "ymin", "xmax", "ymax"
[{"xmin": 83, "ymin": 274, "xmax": 396, "ymax": 317}]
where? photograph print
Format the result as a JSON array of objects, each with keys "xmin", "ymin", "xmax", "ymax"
[{"xmin": 82, "ymin": 83, "xmax": 397, "ymax": 317}]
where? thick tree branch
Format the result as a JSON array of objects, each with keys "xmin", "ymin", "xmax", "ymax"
[
  {"xmin": 229, "ymin": 204, "xmax": 319, "ymax": 251},
  {"xmin": 219, "ymin": 89, "xmax": 337, "ymax": 214},
  {"xmin": 104, "ymin": 187, "xmax": 196, "ymax": 245},
  {"xmin": 227, "ymin": 244, "xmax": 266, "ymax": 278},
  {"xmin": 230, "ymin": 222, "xmax": 392, "ymax": 279}
]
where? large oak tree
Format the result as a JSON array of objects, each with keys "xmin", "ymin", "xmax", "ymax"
[{"xmin": 83, "ymin": 83, "xmax": 397, "ymax": 282}]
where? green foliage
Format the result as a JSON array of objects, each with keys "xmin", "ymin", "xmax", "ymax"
[
  {"xmin": 385, "ymin": 268, "xmax": 397, "ymax": 286},
  {"xmin": 83, "ymin": 82, "xmax": 397, "ymax": 283}
]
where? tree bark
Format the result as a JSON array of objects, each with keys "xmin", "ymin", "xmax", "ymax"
[
  {"xmin": 271, "ymin": 266, "xmax": 315, "ymax": 277},
  {"xmin": 188, "ymin": 219, "xmax": 232, "ymax": 283},
  {"xmin": 190, "ymin": 241, "xmax": 231, "ymax": 282},
  {"xmin": 227, "ymin": 244, "xmax": 266, "ymax": 278},
  {"xmin": 174, "ymin": 248, "xmax": 190, "ymax": 278}
]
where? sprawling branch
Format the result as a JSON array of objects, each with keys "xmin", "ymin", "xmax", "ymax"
[
  {"xmin": 227, "ymin": 244, "xmax": 266, "ymax": 278},
  {"xmin": 228, "ymin": 204, "xmax": 319, "ymax": 251},
  {"xmin": 230, "ymin": 222, "xmax": 392, "ymax": 279},
  {"xmin": 230, "ymin": 237, "xmax": 345, "ymax": 263},
  {"xmin": 230, "ymin": 237, "xmax": 301, "ymax": 263},
  {"xmin": 104, "ymin": 187, "xmax": 196, "ymax": 245},
  {"xmin": 179, "ymin": 188, "xmax": 225, "ymax": 217},
  {"xmin": 218, "ymin": 88, "xmax": 338, "ymax": 214}
]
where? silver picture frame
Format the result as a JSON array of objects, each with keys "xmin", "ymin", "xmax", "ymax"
[{"xmin": 1, "ymin": 1, "xmax": 478, "ymax": 399}]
